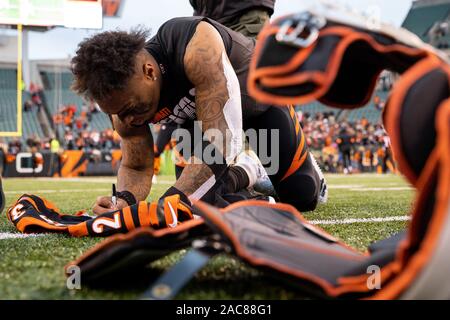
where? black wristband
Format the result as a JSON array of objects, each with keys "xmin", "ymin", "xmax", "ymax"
[
  {"xmin": 161, "ymin": 186, "xmax": 191, "ymax": 205},
  {"xmin": 116, "ymin": 191, "xmax": 137, "ymax": 206}
]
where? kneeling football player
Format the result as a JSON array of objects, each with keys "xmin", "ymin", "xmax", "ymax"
[{"xmin": 71, "ymin": 17, "xmax": 327, "ymax": 215}]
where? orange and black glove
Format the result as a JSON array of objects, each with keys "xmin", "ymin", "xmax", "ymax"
[{"xmin": 150, "ymin": 194, "xmax": 194, "ymax": 229}]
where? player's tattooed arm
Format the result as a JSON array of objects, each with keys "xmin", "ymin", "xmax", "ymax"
[
  {"xmin": 93, "ymin": 117, "xmax": 153, "ymax": 214},
  {"xmin": 114, "ymin": 115, "xmax": 154, "ymax": 201},
  {"xmin": 174, "ymin": 21, "xmax": 243, "ymax": 198}
]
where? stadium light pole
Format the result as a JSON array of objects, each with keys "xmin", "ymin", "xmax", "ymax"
[{"xmin": 16, "ymin": 23, "xmax": 23, "ymax": 137}]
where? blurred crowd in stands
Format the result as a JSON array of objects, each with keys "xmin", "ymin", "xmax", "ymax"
[
  {"xmin": 4, "ymin": 105, "xmax": 396, "ymax": 174},
  {"xmin": 23, "ymin": 83, "xmax": 44, "ymax": 112},
  {"xmin": 53, "ymin": 101, "xmax": 121, "ymax": 153},
  {"xmin": 5, "ymin": 95, "xmax": 121, "ymax": 167},
  {"xmin": 3, "ymin": 129, "xmax": 120, "ymax": 155},
  {"xmin": 299, "ymin": 111, "xmax": 395, "ymax": 174},
  {"xmin": 8, "ymin": 85, "xmax": 396, "ymax": 174},
  {"xmin": 20, "ymin": 80, "xmax": 122, "ymax": 155},
  {"xmin": 3, "ymin": 135, "xmax": 61, "ymax": 156}
]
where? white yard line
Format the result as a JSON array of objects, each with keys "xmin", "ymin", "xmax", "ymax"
[
  {"xmin": 6, "ymin": 177, "xmax": 175, "ymax": 184},
  {"xmin": 328, "ymin": 185, "xmax": 363, "ymax": 189},
  {"xmin": 0, "ymin": 233, "xmax": 46, "ymax": 240},
  {"xmin": 4, "ymin": 185, "xmax": 411, "ymax": 195},
  {"xmin": 327, "ymin": 185, "xmax": 412, "ymax": 191},
  {"xmin": 0, "ymin": 216, "xmax": 411, "ymax": 240},
  {"xmin": 325, "ymin": 174, "xmax": 400, "ymax": 178},
  {"xmin": 5, "ymin": 189, "xmax": 111, "ymax": 194},
  {"xmin": 5, "ymin": 181, "xmax": 174, "ymax": 194},
  {"xmin": 151, "ymin": 180, "xmax": 174, "ymax": 185},
  {"xmin": 351, "ymin": 187, "xmax": 414, "ymax": 191},
  {"xmin": 310, "ymin": 215, "xmax": 410, "ymax": 225}
]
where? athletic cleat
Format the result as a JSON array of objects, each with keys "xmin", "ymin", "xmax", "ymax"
[
  {"xmin": 235, "ymin": 151, "xmax": 277, "ymax": 197},
  {"xmin": 310, "ymin": 153, "xmax": 328, "ymax": 205},
  {"xmin": 0, "ymin": 175, "xmax": 5, "ymax": 214}
]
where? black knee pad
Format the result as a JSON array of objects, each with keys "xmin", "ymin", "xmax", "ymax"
[{"xmin": 276, "ymin": 158, "xmax": 320, "ymax": 212}]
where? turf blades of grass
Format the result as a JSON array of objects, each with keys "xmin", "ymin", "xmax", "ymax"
[{"xmin": 0, "ymin": 174, "xmax": 413, "ymax": 299}]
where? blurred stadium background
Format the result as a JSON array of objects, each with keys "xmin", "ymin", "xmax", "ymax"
[
  {"xmin": 0, "ymin": 0, "xmax": 449, "ymax": 300},
  {"xmin": 0, "ymin": 0, "xmax": 449, "ymax": 179}
]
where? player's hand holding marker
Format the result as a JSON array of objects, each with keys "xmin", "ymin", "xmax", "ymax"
[{"xmin": 93, "ymin": 183, "xmax": 129, "ymax": 215}]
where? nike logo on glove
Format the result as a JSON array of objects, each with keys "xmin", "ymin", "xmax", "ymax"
[{"xmin": 167, "ymin": 201, "xmax": 178, "ymax": 228}]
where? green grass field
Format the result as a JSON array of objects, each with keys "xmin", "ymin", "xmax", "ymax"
[{"xmin": 0, "ymin": 174, "xmax": 415, "ymax": 299}]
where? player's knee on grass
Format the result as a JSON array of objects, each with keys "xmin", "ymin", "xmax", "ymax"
[{"xmin": 277, "ymin": 158, "xmax": 321, "ymax": 212}]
